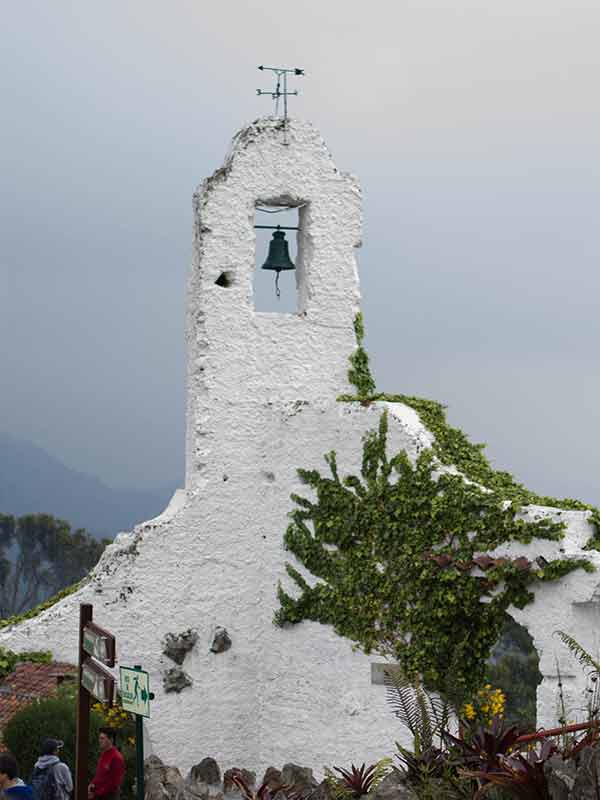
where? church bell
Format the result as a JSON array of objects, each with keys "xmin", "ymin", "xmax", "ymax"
[{"xmin": 261, "ymin": 228, "xmax": 295, "ymax": 273}]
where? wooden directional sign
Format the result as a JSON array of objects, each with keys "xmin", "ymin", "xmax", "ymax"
[
  {"xmin": 82, "ymin": 622, "xmax": 116, "ymax": 667},
  {"xmin": 81, "ymin": 657, "xmax": 115, "ymax": 704},
  {"xmin": 76, "ymin": 605, "xmax": 118, "ymax": 800}
]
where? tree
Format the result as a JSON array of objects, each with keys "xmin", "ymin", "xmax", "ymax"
[{"xmin": 0, "ymin": 513, "xmax": 107, "ymax": 617}]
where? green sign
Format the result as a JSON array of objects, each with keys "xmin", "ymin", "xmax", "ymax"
[{"xmin": 120, "ymin": 667, "xmax": 151, "ymax": 718}]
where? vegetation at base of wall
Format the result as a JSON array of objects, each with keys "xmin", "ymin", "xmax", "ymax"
[
  {"xmin": 387, "ymin": 655, "xmax": 600, "ymax": 800},
  {"xmin": 0, "ymin": 647, "xmax": 52, "ymax": 681},
  {"xmin": 275, "ymin": 411, "xmax": 593, "ymax": 697},
  {"xmin": 324, "ymin": 759, "xmax": 392, "ymax": 800}
]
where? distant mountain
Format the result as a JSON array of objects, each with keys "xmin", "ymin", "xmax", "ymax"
[{"xmin": 0, "ymin": 432, "xmax": 179, "ymax": 539}]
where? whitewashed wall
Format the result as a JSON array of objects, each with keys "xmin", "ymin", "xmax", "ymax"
[{"xmin": 1, "ymin": 118, "xmax": 598, "ymax": 774}]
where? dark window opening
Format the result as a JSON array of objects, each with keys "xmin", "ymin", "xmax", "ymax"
[{"xmin": 487, "ymin": 616, "xmax": 541, "ymax": 729}]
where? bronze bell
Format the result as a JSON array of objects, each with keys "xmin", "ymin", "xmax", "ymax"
[{"xmin": 261, "ymin": 228, "xmax": 295, "ymax": 272}]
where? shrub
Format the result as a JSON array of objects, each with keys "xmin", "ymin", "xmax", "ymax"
[{"xmin": 4, "ymin": 686, "xmax": 103, "ymax": 781}]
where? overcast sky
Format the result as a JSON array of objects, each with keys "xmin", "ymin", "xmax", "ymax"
[{"xmin": 1, "ymin": 1, "xmax": 599, "ymax": 505}]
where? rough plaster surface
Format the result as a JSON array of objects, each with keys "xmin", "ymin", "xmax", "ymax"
[{"xmin": 1, "ymin": 118, "xmax": 599, "ymax": 771}]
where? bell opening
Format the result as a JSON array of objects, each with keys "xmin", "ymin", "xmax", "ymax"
[{"xmin": 254, "ymin": 205, "xmax": 299, "ymax": 313}]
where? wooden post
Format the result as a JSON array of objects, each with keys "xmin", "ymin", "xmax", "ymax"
[
  {"xmin": 75, "ymin": 603, "xmax": 93, "ymax": 800},
  {"xmin": 134, "ymin": 667, "xmax": 144, "ymax": 800}
]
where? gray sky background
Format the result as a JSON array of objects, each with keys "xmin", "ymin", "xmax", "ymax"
[{"xmin": 1, "ymin": 1, "xmax": 599, "ymax": 505}]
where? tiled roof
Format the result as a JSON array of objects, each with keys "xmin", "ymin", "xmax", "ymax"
[{"xmin": 0, "ymin": 662, "xmax": 76, "ymax": 730}]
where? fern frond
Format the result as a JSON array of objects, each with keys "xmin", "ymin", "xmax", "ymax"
[
  {"xmin": 384, "ymin": 666, "xmax": 447, "ymax": 753},
  {"xmin": 365, "ymin": 758, "xmax": 392, "ymax": 797},
  {"xmin": 415, "ymin": 681, "xmax": 433, "ymax": 750},
  {"xmin": 384, "ymin": 667, "xmax": 422, "ymax": 740},
  {"xmin": 555, "ymin": 630, "xmax": 600, "ymax": 674},
  {"xmin": 323, "ymin": 767, "xmax": 352, "ymax": 800},
  {"xmin": 427, "ymin": 692, "xmax": 451, "ymax": 744}
]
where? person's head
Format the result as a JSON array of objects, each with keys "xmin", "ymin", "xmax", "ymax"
[
  {"xmin": 98, "ymin": 728, "xmax": 116, "ymax": 752},
  {"xmin": 41, "ymin": 739, "xmax": 64, "ymax": 757},
  {"xmin": 0, "ymin": 754, "xmax": 18, "ymax": 788}
]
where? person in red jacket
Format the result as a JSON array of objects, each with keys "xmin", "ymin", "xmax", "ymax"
[{"xmin": 88, "ymin": 729, "xmax": 125, "ymax": 800}]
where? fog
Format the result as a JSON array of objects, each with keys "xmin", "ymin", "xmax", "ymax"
[{"xmin": 1, "ymin": 1, "xmax": 599, "ymax": 504}]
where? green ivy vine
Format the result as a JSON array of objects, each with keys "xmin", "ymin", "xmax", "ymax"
[
  {"xmin": 347, "ymin": 312, "xmax": 376, "ymax": 398},
  {"xmin": 342, "ymin": 316, "xmax": 600, "ymax": 542},
  {"xmin": 275, "ymin": 313, "xmax": 598, "ymax": 695},
  {"xmin": 275, "ymin": 412, "xmax": 592, "ymax": 696}
]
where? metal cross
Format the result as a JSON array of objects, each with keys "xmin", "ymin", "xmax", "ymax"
[{"xmin": 257, "ymin": 65, "xmax": 304, "ymax": 128}]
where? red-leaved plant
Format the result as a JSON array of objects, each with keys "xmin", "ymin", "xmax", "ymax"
[
  {"xmin": 332, "ymin": 764, "xmax": 380, "ymax": 797},
  {"xmin": 444, "ymin": 716, "xmax": 522, "ymax": 773},
  {"xmin": 326, "ymin": 760, "xmax": 391, "ymax": 799},
  {"xmin": 228, "ymin": 770, "xmax": 295, "ymax": 800},
  {"xmin": 461, "ymin": 739, "xmax": 556, "ymax": 799}
]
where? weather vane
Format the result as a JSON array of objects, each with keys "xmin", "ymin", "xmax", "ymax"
[{"xmin": 257, "ymin": 65, "xmax": 304, "ymax": 135}]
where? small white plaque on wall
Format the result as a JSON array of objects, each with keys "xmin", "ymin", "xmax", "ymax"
[{"xmin": 371, "ymin": 663, "xmax": 399, "ymax": 685}]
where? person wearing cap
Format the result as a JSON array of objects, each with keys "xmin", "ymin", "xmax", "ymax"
[
  {"xmin": 88, "ymin": 729, "xmax": 124, "ymax": 800},
  {"xmin": 32, "ymin": 740, "xmax": 72, "ymax": 800},
  {"xmin": 0, "ymin": 754, "xmax": 32, "ymax": 800}
]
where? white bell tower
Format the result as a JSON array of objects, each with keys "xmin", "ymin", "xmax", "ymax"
[
  {"xmin": 0, "ymin": 116, "xmax": 435, "ymax": 775},
  {"xmin": 185, "ymin": 118, "xmax": 362, "ymax": 489}
]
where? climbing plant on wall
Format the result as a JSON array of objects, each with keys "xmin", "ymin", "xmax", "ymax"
[
  {"xmin": 276, "ymin": 314, "xmax": 599, "ymax": 695},
  {"xmin": 275, "ymin": 411, "xmax": 593, "ymax": 697},
  {"xmin": 340, "ymin": 315, "xmax": 600, "ymax": 535},
  {"xmin": 347, "ymin": 312, "xmax": 375, "ymax": 398}
]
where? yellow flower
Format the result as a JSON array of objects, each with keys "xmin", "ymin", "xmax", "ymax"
[{"xmin": 464, "ymin": 703, "xmax": 476, "ymax": 720}]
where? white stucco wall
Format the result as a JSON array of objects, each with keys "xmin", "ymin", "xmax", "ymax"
[
  {"xmin": 1, "ymin": 117, "xmax": 598, "ymax": 774},
  {"xmin": 0, "ymin": 402, "xmax": 433, "ymax": 776}
]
